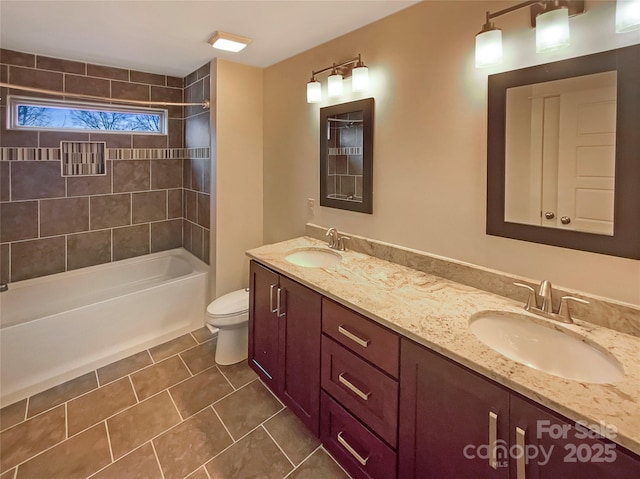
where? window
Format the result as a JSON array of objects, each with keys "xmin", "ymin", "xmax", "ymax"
[{"xmin": 7, "ymin": 96, "xmax": 167, "ymax": 135}]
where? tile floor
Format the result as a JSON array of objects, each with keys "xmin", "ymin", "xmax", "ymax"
[{"xmin": 0, "ymin": 328, "xmax": 351, "ymax": 479}]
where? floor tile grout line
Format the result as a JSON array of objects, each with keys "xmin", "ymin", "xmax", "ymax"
[
  {"xmin": 211, "ymin": 405, "xmax": 235, "ymax": 443},
  {"xmin": 202, "ymin": 465, "xmax": 213, "ymax": 479},
  {"xmin": 321, "ymin": 444, "xmax": 353, "ymax": 478},
  {"xmin": 64, "ymin": 402, "xmax": 68, "ymax": 439},
  {"xmin": 283, "ymin": 445, "xmax": 323, "ymax": 478},
  {"xmin": 209, "ymin": 377, "xmax": 258, "ymax": 409},
  {"xmin": 150, "ymin": 440, "xmax": 167, "ymax": 479},
  {"xmin": 166, "ymin": 388, "xmax": 185, "ymax": 421},
  {"xmin": 176, "ymin": 351, "xmax": 195, "ymax": 377},
  {"xmin": 85, "ymin": 441, "xmax": 153, "ymax": 479},
  {"xmin": 128, "ymin": 375, "xmax": 140, "ymax": 403},
  {"xmin": 96, "ymin": 350, "xmax": 154, "ymax": 387},
  {"xmin": 104, "ymin": 420, "xmax": 115, "ymax": 463},
  {"xmin": 215, "ymin": 364, "xmax": 237, "ymax": 391},
  {"xmin": 262, "ymin": 424, "xmax": 297, "ymax": 468}
]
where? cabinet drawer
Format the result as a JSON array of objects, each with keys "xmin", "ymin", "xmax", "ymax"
[
  {"xmin": 321, "ymin": 391, "xmax": 397, "ymax": 479},
  {"xmin": 322, "ymin": 298, "xmax": 399, "ymax": 378},
  {"xmin": 321, "ymin": 335, "xmax": 398, "ymax": 447}
]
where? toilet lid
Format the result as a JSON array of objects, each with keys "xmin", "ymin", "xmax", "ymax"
[{"xmin": 207, "ymin": 289, "xmax": 249, "ymax": 317}]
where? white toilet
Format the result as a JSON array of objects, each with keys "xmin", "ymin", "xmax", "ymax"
[{"xmin": 205, "ymin": 289, "xmax": 250, "ymax": 365}]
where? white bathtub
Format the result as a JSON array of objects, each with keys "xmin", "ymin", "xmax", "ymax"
[{"xmin": 0, "ymin": 248, "xmax": 208, "ymax": 406}]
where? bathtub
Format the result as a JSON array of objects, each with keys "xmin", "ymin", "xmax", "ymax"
[{"xmin": 0, "ymin": 248, "xmax": 208, "ymax": 406}]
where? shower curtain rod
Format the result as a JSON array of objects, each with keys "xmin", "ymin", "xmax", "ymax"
[{"xmin": 0, "ymin": 82, "xmax": 210, "ymax": 109}]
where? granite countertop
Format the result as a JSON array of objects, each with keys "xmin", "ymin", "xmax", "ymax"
[{"xmin": 247, "ymin": 236, "xmax": 640, "ymax": 456}]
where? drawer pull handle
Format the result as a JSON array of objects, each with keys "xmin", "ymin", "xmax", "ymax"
[
  {"xmin": 269, "ymin": 284, "xmax": 277, "ymax": 313},
  {"xmin": 516, "ymin": 426, "xmax": 526, "ymax": 479},
  {"xmin": 338, "ymin": 325, "xmax": 370, "ymax": 348},
  {"xmin": 338, "ymin": 373, "xmax": 371, "ymax": 401},
  {"xmin": 337, "ymin": 432, "xmax": 369, "ymax": 466},
  {"xmin": 489, "ymin": 411, "xmax": 498, "ymax": 470}
]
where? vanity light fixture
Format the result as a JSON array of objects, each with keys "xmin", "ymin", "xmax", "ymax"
[
  {"xmin": 475, "ymin": 1, "xmax": 585, "ymax": 68},
  {"xmin": 306, "ymin": 54, "xmax": 369, "ymax": 103},
  {"xmin": 616, "ymin": 0, "xmax": 640, "ymax": 32},
  {"xmin": 208, "ymin": 31, "xmax": 252, "ymax": 52}
]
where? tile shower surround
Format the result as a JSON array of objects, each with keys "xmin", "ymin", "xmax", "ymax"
[
  {"xmin": 0, "ymin": 328, "xmax": 351, "ymax": 479},
  {"xmin": 0, "ymin": 49, "xmax": 212, "ymax": 282}
]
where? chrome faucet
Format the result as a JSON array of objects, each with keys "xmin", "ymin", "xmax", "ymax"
[
  {"xmin": 514, "ymin": 280, "xmax": 589, "ymax": 324},
  {"xmin": 325, "ymin": 228, "xmax": 350, "ymax": 251}
]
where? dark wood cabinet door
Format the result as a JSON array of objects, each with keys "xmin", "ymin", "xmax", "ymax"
[
  {"xmin": 279, "ymin": 275, "xmax": 322, "ymax": 435},
  {"xmin": 510, "ymin": 395, "xmax": 640, "ymax": 479},
  {"xmin": 399, "ymin": 338, "xmax": 510, "ymax": 479},
  {"xmin": 248, "ymin": 261, "xmax": 281, "ymax": 393}
]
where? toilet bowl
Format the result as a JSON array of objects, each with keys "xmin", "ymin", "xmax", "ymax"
[{"xmin": 206, "ymin": 289, "xmax": 250, "ymax": 365}]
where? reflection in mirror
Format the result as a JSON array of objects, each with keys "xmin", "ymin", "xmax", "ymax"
[
  {"xmin": 505, "ymin": 71, "xmax": 617, "ymax": 236},
  {"xmin": 320, "ymin": 98, "xmax": 373, "ymax": 213}
]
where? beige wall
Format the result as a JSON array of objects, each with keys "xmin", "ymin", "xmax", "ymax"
[
  {"xmin": 210, "ymin": 59, "xmax": 264, "ymax": 299},
  {"xmin": 263, "ymin": 0, "xmax": 640, "ymax": 305}
]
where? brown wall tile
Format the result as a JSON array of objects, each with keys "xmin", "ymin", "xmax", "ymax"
[
  {"xmin": 36, "ymin": 56, "xmax": 85, "ymax": 74},
  {"xmin": 10, "ymin": 161, "xmax": 65, "ymax": 200},
  {"xmin": 182, "ymin": 219, "xmax": 192, "ymax": 252},
  {"xmin": 112, "ymin": 160, "xmax": 150, "ymax": 193},
  {"xmin": 40, "ymin": 197, "xmax": 89, "ymax": 237},
  {"xmin": 132, "ymin": 190, "xmax": 166, "ymax": 224},
  {"xmin": 202, "ymin": 228, "xmax": 209, "ymax": 264},
  {"xmin": 151, "ymin": 86, "xmax": 182, "ymax": 118},
  {"xmin": 184, "ymin": 70, "xmax": 198, "ymax": 88},
  {"xmin": 130, "ymin": 70, "xmax": 165, "ymax": 86},
  {"xmin": 167, "ymin": 189, "xmax": 182, "ymax": 219},
  {"xmin": 184, "ymin": 190, "xmax": 197, "ymax": 222},
  {"xmin": 151, "ymin": 219, "xmax": 182, "ymax": 252},
  {"xmin": 11, "ymin": 236, "xmax": 65, "ymax": 281},
  {"xmin": 0, "ymin": 201, "xmax": 38, "ymax": 242},
  {"xmin": 166, "ymin": 76, "xmax": 183, "ymax": 88},
  {"xmin": 67, "ymin": 229, "xmax": 111, "ymax": 270},
  {"xmin": 0, "ymin": 107, "xmax": 39, "ymax": 147},
  {"xmin": 0, "ymin": 49, "xmax": 35, "ymax": 67},
  {"xmin": 190, "ymin": 158, "xmax": 206, "ymax": 192},
  {"xmin": 111, "ymin": 81, "xmax": 149, "ymax": 101},
  {"xmin": 132, "ymin": 134, "xmax": 167, "ymax": 149},
  {"xmin": 9, "ymin": 66, "xmax": 63, "ymax": 91},
  {"xmin": 168, "ymin": 119, "xmax": 184, "ymax": 149},
  {"xmin": 90, "ymin": 193, "xmax": 131, "ymax": 230},
  {"xmin": 185, "ymin": 111, "xmax": 210, "ymax": 149},
  {"xmin": 191, "ymin": 223, "xmax": 204, "ymax": 260},
  {"xmin": 86, "ymin": 64, "xmax": 128, "ymax": 81},
  {"xmin": 38, "ymin": 131, "xmax": 90, "ymax": 148},
  {"xmin": 185, "ymin": 79, "xmax": 204, "ymax": 118},
  {"xmin": 197, "ymin": 63, "xmax": 210, "ymax": 80},
  {"xmin": 197, "ymin": 193, "xmax": 210, "ymax": 229},
  {"xmin": 112, "ymin": 224, "xmax": 149, "ymax": 261},
  {"xmin": 89, "ymin": 133, "xmax": 132, "ymax": 149},
  {"xmin": 67, "ymin": 162, "xmax": 112, "ymax": 196},
  {"xmin": 0, "ymin": 243, "xmax": 8, "ymax": 284},
  {"xmin": 182, "ymin": 159, "xmax": 192, "ymax": 190},
  {"xmin": 65, "ymin": 74, "xmax": 110, "ymax": 97},
  {"xmin": 151, "ymin": 159, "xmax": 182, "ymax": 189}
]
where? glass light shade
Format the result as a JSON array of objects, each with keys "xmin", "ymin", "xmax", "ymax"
[
  {"xmin": 475, "ymin": 29, "xmax": 503, "ymax": 68},
  {"xmin": 616, "ymin": 0, "xmax": 640, "ymax": 32},
  {"xmin": 306, "ymin": 80, "xmax": 321, "ymax": 103},
  {"xmin": 211, "ymin": 38, "xmax": 247, "ymax": 52},
  {"xmin": 536, "ymin": 7, "xmax": 570, "ymax": 52},
  {"xmin": 327, "ymin": 73, "xmax": 343, "ymax": 97},
  {"xmin": 352, "ymin": 66, "xmax": 369, "ymax": 92}
]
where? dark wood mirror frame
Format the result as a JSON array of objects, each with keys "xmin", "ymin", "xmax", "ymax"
[
  {"xmin": 486, "ymin": 44, "xmax": 640, "ymax": 259},
  {"xmin": 320, "ymin": 98, "xmax": 374, "ymax": 214}
]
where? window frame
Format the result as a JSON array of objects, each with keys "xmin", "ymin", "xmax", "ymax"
[{"xmin": 7, "ymin": 95, "xmax": 168, "ymax": 135}]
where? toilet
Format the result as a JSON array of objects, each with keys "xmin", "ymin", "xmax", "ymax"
[{"xmin": 205, "ymin": 288, "xmax": 250, "ymax": 365}]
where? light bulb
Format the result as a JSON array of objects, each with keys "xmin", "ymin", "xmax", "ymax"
[
  {"xmin": 327, "ymin": 72, "xmax": 343, "ymax": 97},
  {"xmin": 475, "ymin": 28, "xmax": 503, "ymax": 68},
  {"xmin": 306, "ymin": 80, "xmax": 321, "ymax": 103},
  {"xmin": 616, "ymin": 0, "xmax": 640, "ymax": 32},
  {"xmin": 536, "ymin": 7, "xmax": 570, "ymax": 52}
]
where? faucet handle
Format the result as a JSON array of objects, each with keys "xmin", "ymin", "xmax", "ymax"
[
  {"xmin": 513, "ymin": 282, "xmax": 538, "ymax": 311},
  {"xmin": 326, "ymin": 228, "xmax": 337, "ymax": 248},
  {"xmin": 337, "ymin": 235, "xmax": 351, "ymax": 251},
  {"xmin": 558, "ymin": 296, "xmax": 590, "ymax": 323}
]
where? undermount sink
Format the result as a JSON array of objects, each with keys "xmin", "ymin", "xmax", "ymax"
[
  {"xmin": 469, "ymin": 311, "xmax": 624, "ymax": 384},
  {"xmin": 285, "ymin": 248, "xmax": 342, "ymax": 268}
]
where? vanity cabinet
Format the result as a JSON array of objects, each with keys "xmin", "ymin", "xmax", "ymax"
[
  {"xmin": 248, "ymin": 261, "xmax": 322, "ymax": 435},
  {"xmin": 399, "ymin": 338, "xmax": 640, "ymax": 479},
  {"xmin": 320, "ymin": 298, "xmax": 400, "ymax": 479}
]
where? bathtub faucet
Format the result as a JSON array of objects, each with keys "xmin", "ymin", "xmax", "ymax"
[{"xmin": 0, "ymin": 283, "xmax": 7, "ymax": 292}]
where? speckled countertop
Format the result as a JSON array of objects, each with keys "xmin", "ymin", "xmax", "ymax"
[{"xmin": 247, "ymin": 236, "xmax": 640, "ymax": 456}]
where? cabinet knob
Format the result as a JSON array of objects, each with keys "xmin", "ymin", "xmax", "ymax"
[
  {"xmin": 544, "ymin": 211, "xmax": 555, "ymax": 220},
  {"xmin": 560, "ymin": 216, "xmax": 571, "ymax": 225}
]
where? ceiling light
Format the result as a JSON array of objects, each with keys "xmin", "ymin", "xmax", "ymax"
[
  {"xmin": 208, "ymin": 31, "xmax": 252, "ymax": 52},
  {"xmin": 616, "ymin": 0, "xmax": 640, "ymax": 32},
  {"xmin": 536, "ymin": 3, "xmax": 570, "ymax": 52}
]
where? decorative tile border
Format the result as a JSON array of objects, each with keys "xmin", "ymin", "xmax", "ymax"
[
  {"xmin": 0, "ymin": 147, "xmax": 210, "ymax": 162},
  {"xmin": 328, "ymin": 147, "xmax": 362, "ymax": 155}
]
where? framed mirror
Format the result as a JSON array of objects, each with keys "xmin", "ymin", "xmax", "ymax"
[
  {"xmin": 487, "ymin": 44, "xmax": 640, "ymax": 259},
  {"xmin": 320, "ymin": 98, "xmax": 374, "ymax": 213}
]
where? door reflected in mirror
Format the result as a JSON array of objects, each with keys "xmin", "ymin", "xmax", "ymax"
[
  {"xmin": 320, "ymin": 98, "xmax": 373, "ymax": 214},
  {"xmin": 505, "ymin": 71, "xmax": 617, "ymax": 236}
]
